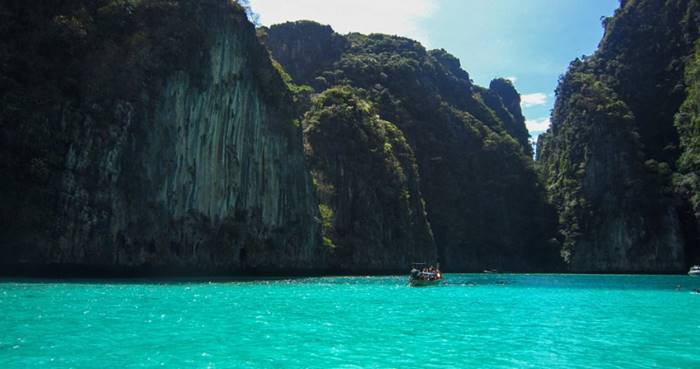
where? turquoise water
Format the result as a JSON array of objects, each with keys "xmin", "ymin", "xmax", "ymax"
[{"xmin": 1, "ymin": 274, "xmax": 700, "ymax": 368}]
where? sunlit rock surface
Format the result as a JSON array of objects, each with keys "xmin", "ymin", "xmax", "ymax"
[{"xmin": 2, "ymin": 1, "xmax": 320, "ymax": 274}]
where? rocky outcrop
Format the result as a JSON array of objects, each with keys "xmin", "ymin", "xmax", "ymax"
[
  {"xmin": 0, "ymin": 0, "xmax": 320, "ymax": 275},
  {"xmin": 303, "ymin": 87, "xmax": 437, "ymax": 272},
  {"xmin": 484, "ymin": 78, "xmax": 532, "ymax": 156},
  {"xmin": 675, "ymin": 43, "xmax": 700, "ymax": 265},
  {"xmin": 537, "ymin": 67, "xmax": 684, "ymax": 272},
  {"xmin": 261, "ymin": 21, "xmax": 348, "ymax": 89},
  {"xmin": 267, "ymin": 23, "xmax": 562, "ymax": 272},
  {"xmin": 537, "ymin": 0, "xmax": 700, "ymax": 272}
]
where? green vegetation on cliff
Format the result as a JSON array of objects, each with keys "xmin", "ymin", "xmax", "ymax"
[
  {"xmin": 537, "ymin": 0, "xmax": 700, "ymax": 271},
  {"xmin": 0, "ymin": 0, "xmax": 559, "ymax": 274},
  {"xmin": 11, "ymin": 0, "xmax": 700, "ymax": 274},
  {"xmin": 1, "ymin": 0, "xmax": 264, "ymax": 245},
  {"xmin": 674, "ymin": 40, "xmax": 700, "ymax": 261},
  {"xmin": 303, "ymin": 87, "xmax": 436, "ymax": 270},
  {"xmin": 482, "ymin": 78, "xmax": 533, "ymax": 157},
  {"xmin": 0, "ymin": 0, "xmax": 320, "ymax": 274},
  {"xmin": 267, "ymin": 22, "xmax": 561, "ymax": 271}
]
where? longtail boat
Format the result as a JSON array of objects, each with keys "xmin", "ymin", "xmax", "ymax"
[{"xmin": 408, "ymin": 263, "xmax": 443, "ymax": 287}]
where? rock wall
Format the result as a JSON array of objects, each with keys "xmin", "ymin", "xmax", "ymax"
[
  {"xmin": 302, "ymin": 87, "xmax": 437, "ymax": 272},
  {"xmin": 1, "ymin": 1, "xmax": 320, "ymax": 275},
  {"xmin": 266, "ymin": 23, "xmax": 562, "ymax": 272},
  {"xmin": 537, "ymin": 0, "xmax": 700, "ymax": 272},
  {"xmin": 480, "ymin": 78, "xmax": 532, "ymax": 156}
]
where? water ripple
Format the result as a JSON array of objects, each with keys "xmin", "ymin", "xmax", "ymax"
[{"xmin": 0, "ymin": 274, "xmax": 699, "ymax": 368}]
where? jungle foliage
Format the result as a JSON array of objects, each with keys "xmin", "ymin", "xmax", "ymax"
[
  {"xmin": 266, "ymin": 22, "xmax": 561, "ymax": 271},
  {"xmin": 537, "ymin": 0, "xmax": 700, "ymax": 268}
]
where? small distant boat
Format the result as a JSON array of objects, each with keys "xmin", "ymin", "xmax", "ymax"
[
  {"xmin": 483, "ymin": 269, "xmax": 499, "ymax": 274},
  {"xmin": 408, "ymin": 273, "xmax": 443, "ymax": 287},
  {"xmin": 409, "ymin": 263, "xmax": 443, "ymax": 287},
  {"xmin": 689, "ymin": 265, "xmax": 700, "ymax": 276}
]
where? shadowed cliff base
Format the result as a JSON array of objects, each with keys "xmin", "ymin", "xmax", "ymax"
[
  {"xmin": 0, "ymin": 263, "xmax": 437, "ymax": 278},
  {"xmin": 0, "ymin": 263, "xmax": 686, "ymax": 278}
]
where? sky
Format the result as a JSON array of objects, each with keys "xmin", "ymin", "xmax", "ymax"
[{"xmin": 249, "ymin": 0, "xmax": 620, "ymax": 144}]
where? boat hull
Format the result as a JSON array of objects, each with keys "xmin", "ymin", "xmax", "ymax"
[{"xmin": 409, "ymin": 278, "xmax": 442, "ymax": 287}]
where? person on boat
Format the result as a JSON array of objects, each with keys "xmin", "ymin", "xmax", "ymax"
[{"xmin": 428, "ymin": 265, "xmax": 438, "ymax": 280}]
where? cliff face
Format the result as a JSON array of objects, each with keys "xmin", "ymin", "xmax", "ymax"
[
  {"xmin": 0, "ymin": 1, "xmax": 320, "ymax": 274},
  {"xmin": 11, "ymin": 1, "xmax": 697, "ymax": 275},
  {"xmin": 303, "ymin": 87, "xmax": 437, "ymax": 272},
  {"xmin": 537, "ymin": 0, "xmax": 700, "ymax": 272},
  {"xmin": 482, "ymin": 79, "xmax": 532, "ymax": 157},
  {"xmin": 266, "ymin": 23, "xmax": 562, "ymax": 272},
  {"xmin": 262, "ymin": 21, "xmax": 349, "ymax": 86},
  {"xmin": 675, "ymin": 42, "xmax": 700, "ymax": 265}
]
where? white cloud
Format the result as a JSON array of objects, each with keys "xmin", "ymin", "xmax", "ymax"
[
  {"xmin": 505, "ymin": 76, "xmax": 517, "ymax": 83},
  {"xmin": 525, "ymin": 117, "xmax": 551, "ymax": 132},
  {"xmin": 520, "ymin": 92, "xmax": 547, "ymax": 108},
  {"xmin": 249, "ymin": 0, "xmax": 439, "ymax": 46}
]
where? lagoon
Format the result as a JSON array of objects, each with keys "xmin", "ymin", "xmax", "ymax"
[{"xmin": 1, "ymin": 274, "xmax": 699, "ymax": 368}]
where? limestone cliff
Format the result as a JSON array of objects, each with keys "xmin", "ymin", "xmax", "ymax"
[
  {"xmin": 0, "ymin": 1, "xmax": 320, "ymax": 274},
  {"xmin": 266, "ymin": 23, "xmax": 562, "ymax": 272},
  {"xmin": 303, "ymin": 87, "xmax": 437, "ymax": 272},
  {"xmin": 675, "ymin": 42, "xmax": 700, "ymax": 265},
  {"xmin": 482, "ymin": 78, "xmax": 532, "ymax": 156},
  {"xmin": 537, "ymin": 0, "xmax": 700, "ymax": 272}
]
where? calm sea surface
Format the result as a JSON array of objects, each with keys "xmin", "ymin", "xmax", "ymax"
[{"xmin": 1, "ymin": 274, "xmax": 699, "ymax": 368}]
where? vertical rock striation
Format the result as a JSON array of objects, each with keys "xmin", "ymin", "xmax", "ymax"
[
  {"xmin": 1, "ymin": 1, "xmax": 320, "ymax": 275},
  {"xmin": 675, "ymin": 42, "xmax": 700, "ymax": 265},
  {"xmin": 537, "ymin": 0, "xmax": 700, "ymax": 272}
]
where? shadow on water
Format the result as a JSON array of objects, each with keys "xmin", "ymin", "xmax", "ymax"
[
  {"xmin": 1, "ymin": 274, "xmax": 700, "ymax": 292},
  {"xmin": 0, "ymin": 276, "xmax": 306, "ymax": 285},
  {"xmin": 301, "ymin": 274, "xmax": 700, "ymax": 292},
  {"xmin": 440, "ymin": 274, "xmax": 700, "ymax": 292}
]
